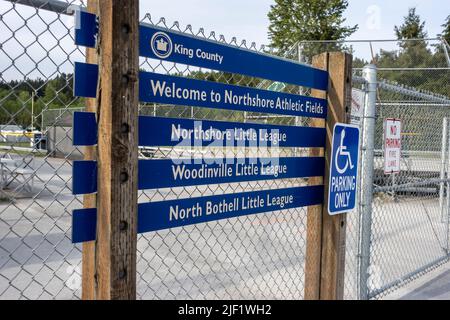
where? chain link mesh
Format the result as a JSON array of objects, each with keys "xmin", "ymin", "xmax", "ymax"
[
  {"xmin": 0, "ymin": 1, "xmax": 321, "ymax": 300},
  {"xmin": 0, "ymin": 0, "xmax": 85, "ymax": 299},
  {"xmin": 367, "ymin": 79, "xmax": 450, "ymax": 299},
  {"xmin": 2, "ymin": 0, "xmax": 449, "ymax": 300},
  {"xmin": 301, "ymin": 39, "xmax": 450, "ymax": 299},
  {"xmin": 135, "ymin": 15, "xmax": 319, "ymax": 300}
]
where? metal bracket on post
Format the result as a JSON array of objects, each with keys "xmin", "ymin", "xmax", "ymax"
[{"xmin": 358, "ymin": 64, "xmax": 377, "ymax": 300}]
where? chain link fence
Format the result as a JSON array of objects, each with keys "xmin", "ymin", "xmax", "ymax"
[
  {"xmin": 0, "ymin": 0, "xmax": 322, "ymax": 300},
  {"xmin": 301, "ymin": 38, "xmax": 450, "ymax": 299},
  {"xmin": 136, "ymin": 14, "xmax": 321, "ymax": 300},
  {"xmin": 0, "ymin": 0, "xmax": 85, "ymax": 299},
  {"xmin": 366, "ymin": 79, "xmax": 450, "ymax": 299},
  {"xmin": 1, "ymin": 0, "xmax": 450, "ymax": 300}
]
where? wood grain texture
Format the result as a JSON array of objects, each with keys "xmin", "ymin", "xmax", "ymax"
[
  {"xmin": 95, "ymin": 0, "xmax": 139, "ymax": 300},
  {"xmin": 304, "ymin": 52, "xmax": 352, "ymax": 300},
  {"xmin": 81, "ymin": 0, "xmax": 98, "ymax": 301},
  {"xmin": 320, "ymin": 52, "xmax": 351, "ymax": 300},
  {"xmin": 304, "ymin": 53, "xmax": 328, "ymax": 300}
]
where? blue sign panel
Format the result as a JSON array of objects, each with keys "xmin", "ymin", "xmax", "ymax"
[
  {"xmin": 73, "ymin": 63, "xmax": 327, "ymax": 118},
  {"xmin": 72, "ymin": 185, "xmax": 324, "ymax": 243},
  {"xmin": 72, "ymin": 157, "xmax": 325, "ymax": 194},
  {"xmin": 139, "ymin": 116, "xmax": 326, "ymax": 148},
  {"xmin": 73, "ymin": 11, "xmax": 328, "ymax": 91},
  {"xmin": 138, "ymin": 157, "xmax": 324, "ymax": 189},
  {"xmin": 72, "ymin": 160, "xmax": 97, "ymax": 195},
  {"xmin": 140, "ymin": 72, "xmax": 327, "ymax": 118},
  {"xmin": 72, "ymin": 208, "xmax": 97, "ymax": 244},
  {"xmin": 72, "ymin": 113, "xmax": 326, "ymax": 148},
  {"xmin": 140, "ymin": 25, "xmax": 328, "ymax": 90},
  {"xmin": 328, "ymin": 123, "xmax": 360, "ymax": 215}
]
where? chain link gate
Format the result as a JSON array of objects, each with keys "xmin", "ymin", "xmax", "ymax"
[
  {"xmin": 1, "ymin": 0, "xmax": 450, "ymax": 300},
  {"xmin": 300, "ymin": 38, "xmax": 450, "ymax": 299},
  {"xmin": 364, "ymin": 78, "xmax": 450, "ymax": 299}
]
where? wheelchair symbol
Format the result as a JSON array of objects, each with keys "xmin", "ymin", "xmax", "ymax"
[{"xmin": 335, "ymin": 128, "xmax": 354, "ymax": 174}]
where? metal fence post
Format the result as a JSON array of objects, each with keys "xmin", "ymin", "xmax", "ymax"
[
  {"xmin": 358, "ymin": 64, "xmax": 377, "ymax": 300},
  {"xmin": 440, "ymin": 118, "xmax": 448, "ymax": 223},
  {"xmin": 446, "ymin": 129, "xmax": 450, "ymax": 254}
]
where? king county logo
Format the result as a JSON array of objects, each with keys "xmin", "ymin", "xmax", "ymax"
[{"xmin": 150, "ymin": 31, "xmax": 173, "ymax": 59}]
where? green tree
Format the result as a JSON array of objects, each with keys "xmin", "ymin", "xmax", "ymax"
[
  {"xmin": 395, "ymin": 8, "xmax": 427, "ymax": 44},
  {"xmin": 394, "ymin": 7, "xmax": 429, "ymax": 62},
  {"xmin": 441, "ymin": 15, "xmax": 450, "ymax": 44},
  {"xmin": 267, "ymin": 0, "xmax": 357, "ymax": 55},
  {"xmin": 376, "ymin": 7, "xmax": 435, "ymax": 90},
  {"xmin": 394, "ymin": 8, "xmax": 432, "ymax": 88}
]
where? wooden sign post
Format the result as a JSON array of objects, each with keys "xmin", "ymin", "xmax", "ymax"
[
  {"xmin": 305, "ymin": 52, "xmax": 352, "ymax": 300},
  {"xmin": 77, "ymin": 3, "xmax": 350, "ymax": 298},
  {"xmin": 81, "ymin": 0, "xmax": 97, "ymax": 301},
  {"xmin": 81, "ymin": 0, "xmax": 139, "ymax": 300}
]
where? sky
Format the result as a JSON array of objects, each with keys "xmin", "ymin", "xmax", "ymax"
[
  {"xmin": 141, "ymin": 0, "xmax": 449, "ymax": 60},
  {"xmin": 0, "ymin": 0, "xmax": 449, "ymax": 81}
]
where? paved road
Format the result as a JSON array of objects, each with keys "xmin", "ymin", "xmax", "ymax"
[{"xmin": 400, "ymin": 268, "xmax": 450, "ymax": 300}]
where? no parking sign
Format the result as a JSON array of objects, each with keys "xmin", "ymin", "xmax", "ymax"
[{"xmin": 328, "ymin": 123, "xmax": 360, "ymax": 215}]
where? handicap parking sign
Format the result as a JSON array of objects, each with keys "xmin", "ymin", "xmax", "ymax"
[{"xmin": 328, "ymin": 123, "xmax": 360, "ymax": 215}]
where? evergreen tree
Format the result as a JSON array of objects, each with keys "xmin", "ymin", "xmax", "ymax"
[
  {"xmin": 441, "ymin": 15, "xmax": 450, "ymax": 45},
  {"xmin": 394, "ymin": 8, "xmax": 427, "ymax": 43},
  {"xmin": 377, "ymin": 7, "xmax": 433, "ymax": 89},
  {"xmin": 267, "ymin": 0, "xmax": 357, "ymax": 56},
  {"xmin": 394, "ymin": 7, "xmax": 429, "ymax": 64}
]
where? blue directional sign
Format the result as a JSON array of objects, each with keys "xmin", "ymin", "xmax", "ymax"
[
  {"xmin": 139, "ymin": 72, "xmax": 327, "ymax": 119},
  {"xmin": 73, "ymin": 64, "xmax": 327, "ymax": 119},
  {"xmin": 328, "ymin": 123, "xmax": 360, "ymax": 215},
  {"xmin": 72, "ymin": 157, "xmax": 325, "ymax": 194},
  {"xmin": 139, "ymin": 24, "xmax": 328, "ymax": 91},
  {"xmin": 138, "ymin": 116, "xmax": 326, "ymax": 148},
  {"xmin": 74, "ymin": 11, "xmax": 328, "ymax": 91},
  {"xmin": 72, "ymin": 112, "xmax": 326, "ymax": 148},
  {"xmin": 72, "ymin": 185, "xmax": 324, "ymax": 243}
]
